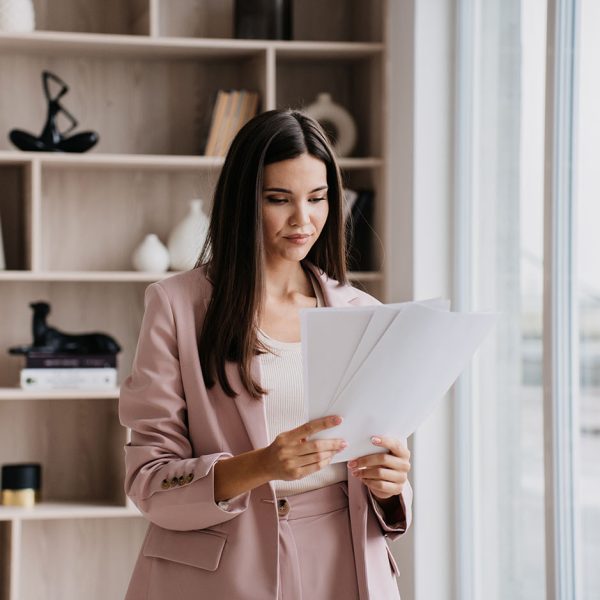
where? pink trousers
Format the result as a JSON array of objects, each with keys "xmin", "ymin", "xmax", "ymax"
[{"xmin": 268, "ymin": 481, "xmax": 360, "ymax": 600}]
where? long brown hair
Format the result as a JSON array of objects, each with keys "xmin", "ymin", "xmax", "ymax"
[{"xmin": 195, "ymin": 109, "xmax": 349, "ymax": 399}]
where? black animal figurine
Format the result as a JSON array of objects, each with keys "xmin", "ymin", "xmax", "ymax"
[
  {"xmin": 8, "ymin": 301, "xmax": 121, "ymax": 356},
  {"xmin": 9, "ymin": 70, "xmax": 99, "ymax": 153}
]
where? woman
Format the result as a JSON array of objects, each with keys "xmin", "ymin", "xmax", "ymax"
[{"xmin": 119, "ymin": 109, "xmax": 412, "ymax": 600}]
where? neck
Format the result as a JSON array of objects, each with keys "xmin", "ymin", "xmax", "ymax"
[{"xmin": 263, "ymin": 257, "xmax": 312, "ymax": 300}]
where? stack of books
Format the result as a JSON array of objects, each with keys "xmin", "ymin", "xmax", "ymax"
[
  {"xmin": 204, "ymin": 89, "xmax": 260, "ymax": 156},
  {"xmin": 20, "ymin": 352, "xmax": 118, "ymax": 390}
]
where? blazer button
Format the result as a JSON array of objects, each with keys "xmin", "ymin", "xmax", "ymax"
[
  {"xmin": 277, "ymin": 499, "xmax": 290, "ymax": 517},
  {"xmin": 161, "ymin": 479, "xmax": 170, "ymax": 490},
  {"xmin": 178, "ymin": 475, "xmax": 186, "ymax": 486},
  {"xmin": 170, "ymin": 477, "xmax": 179, "ymax": 488}
]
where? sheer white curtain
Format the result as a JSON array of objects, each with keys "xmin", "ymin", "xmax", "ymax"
[
  {"xmin": 576, "ymin": 0, "xmax": 600, "ymax": 597},
  {"xmin": 456, "ymin": 1, "xmax": 547, "ymax": 598}
]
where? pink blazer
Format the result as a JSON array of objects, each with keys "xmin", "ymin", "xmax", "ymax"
[{"xmin": 119, "ymin": 260, "xmax": 413, "ymax": 600}]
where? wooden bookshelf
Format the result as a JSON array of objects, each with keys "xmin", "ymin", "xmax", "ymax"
[{"xmin": 0, "ymin": 1, "xmax": 390, "ymax": 598}]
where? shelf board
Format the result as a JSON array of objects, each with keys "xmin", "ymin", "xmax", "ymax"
[
  {"xmin": 0, "ymin": 150, "xmax": 382, "ymax": 170},
  {"xmin": 0, "ymin": 31, "xmax": 383, "ymax": 60},
  {"xmin": 0, "ymin": 270, "xmax": 183, "ymax": 282},
  {"xmin": 0, "ymin": 388, "xmax": 120, "ymax": 401},
  {"xmin": 0, "ymin": 270, "xmax": 383, "ymax": 283},
  {"xmin": 0, "ymin": 501, "xmax": 141, "ymax": 521}
]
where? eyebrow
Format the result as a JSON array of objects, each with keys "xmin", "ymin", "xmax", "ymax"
[{"xmin": 263, "ymin": 186, "xmax": 328, "ymax": 194}]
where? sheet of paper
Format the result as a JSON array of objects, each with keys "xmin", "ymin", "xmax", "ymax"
[
  {"xmin": 308, "ymin": 303, "xmax": 497, "ymax": 463},
  {"xmin": 302, "ymin": 298, "xmax": 450, "ymax": 419},
  {"xmin": 301, "ymin": 306, "xmax": 374, "ymax": 421},
  {"xmin": 331, "ymin": 298, "xmax": 450, "ymax": 406}
]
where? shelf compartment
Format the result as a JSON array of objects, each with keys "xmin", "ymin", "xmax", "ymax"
[
  {"xmin": 0, "ymin": 520, "xmax": 15, "ymax": 600},
  {"xmin": 32, "ymin": 0, "xmax": 150, "ymax": 36},
  {"xmin": 0, "ymin": 53, "xmax": 265, "ymax": 156},
  {"xmin": 0, "ymin": 281, "xmax": 146, "ymax": 387},
  {"xmin": 17, "ymin": 517, "xmax": 148, "ymax": 600},
  {"xmin": 0, "ymin": 398, "xmax": 126, "ymax": 505},
  {"xmin": 38, "ymin": 168, "xmax": 219, "ymax": 271},
  {"xmin": 153, "ymin": 0, "xmax": 384, "ymax": 42},
  {"xmin": 0, "ymin": 163, "xmax": 31, "ymax": 271},
  {"xmin": 276, "ymin": 54, "xmax": 383, "ymax": 157},
  {"xmin": 341, "ymin": 167, "xmax": 385, "ymax": 274}
]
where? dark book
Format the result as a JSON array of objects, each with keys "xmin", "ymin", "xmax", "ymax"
[
  {"xmin": 346, "ymin": 189, "xmax": 375, "ymax": 272},
  {"xmin": 25, "ymin": 352, "xmax": 117, "ymax": 369}
]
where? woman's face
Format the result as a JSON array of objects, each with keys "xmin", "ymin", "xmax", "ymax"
[{"xmin": 261, "ymin": 153, "xmax": 329, "ymax": 265}]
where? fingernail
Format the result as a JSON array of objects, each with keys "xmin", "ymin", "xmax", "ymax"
[
  {"xmin": 371, "ymin": 436, "xmax": 381, "ymax": 445},
  {"xmin": 333, "ymin": 416, "xmax": 342, "ymax": 424},
  {"xmin": 340, "ymin": 441, "xmax": 348, "ymax": 449},
  {"xmin": 348, "ymin": 460, "xmax": 357, "ymax": 467}
]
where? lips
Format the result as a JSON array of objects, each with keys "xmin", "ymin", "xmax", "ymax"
[{"xmin": 285, "ymin": 234, "xmax": 310, "ymax": 239}]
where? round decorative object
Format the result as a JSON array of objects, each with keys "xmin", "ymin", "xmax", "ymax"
[
  {"xmin": 1, "ymin": 463, "xmax": 41, "ymax": 507},
  {"xmin": 131, "ymin": 234, "xmax": 170, "ymax": 272},
  {"xmin": 303, "ymin": 93, "xmax": 357, "ymax": 157},
  {"xmin": 167, "ymin": 198, "xmax": 210, "ymax": 271},
  {"xmin": 0, "ymin": 0, "xmax": 35, "ymax": 32}
]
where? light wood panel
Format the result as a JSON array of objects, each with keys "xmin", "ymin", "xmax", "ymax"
[
  {"xmin": 18, "ymin": 518, "xmax": 148, "ymax": 600},
  {"xmin": 39, "ymin": 168, "xmax": 219, "ymax": 270},
  {"xmin": 32, "ymin": 0, "xmax": 150, "ymax": 35},
  {"xmin": 0, "ymin": 399, "xmax": 125, "ymax": 503}
]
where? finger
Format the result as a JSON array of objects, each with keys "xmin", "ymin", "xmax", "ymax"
[
  {"xmin": 287, "ymin": 451, "xmax": 338, "ymax": 478},
  {"xmin": 348, "ymin": 452, "xmax": 404, "ymax": 471},
  {"xmin": 371, "ymin": 435, "xmax": 410, "ymax": 459},
  {"xmin": 290, "ymin": 415, "xmax": 343, "ymax": 441},
  {"xmin": 361, "ymin": 479, "xmax": 400, "ymax": 498},
  {"xmin": 292, "ymin": 449, "xmax": 339, "ymax": 469},
  {"xmin": 296, "ymin": 439, "xmax": 347, "ymax": 456},
  {"xmin": 352, "ymin": 466, "xmax": 407, "ymax": 483}
]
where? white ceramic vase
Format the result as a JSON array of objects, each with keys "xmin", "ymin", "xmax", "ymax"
[
  {"xmin": 303, "ymin": 92, "xmax": 357, "ymax": 157},
  {"xmin": 131, "ymin": 234, "xmax": 170, "ymax": 272},
  {"xmin": 167, "ymin": 198, "xmax": 210, "ymax": 271},
  {"xmin": 0, "ymin": 0, "xmax": 35, "ymax": 32}
]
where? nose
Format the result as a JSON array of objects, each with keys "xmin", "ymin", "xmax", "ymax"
[{"xmin": 290, "ymin": 200, "xmax": 311, "ymax": 226}]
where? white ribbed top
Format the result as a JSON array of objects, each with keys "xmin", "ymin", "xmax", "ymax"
[{"xmin": 258, "ymin": 269, "xmax": 347, "ymax": 498}]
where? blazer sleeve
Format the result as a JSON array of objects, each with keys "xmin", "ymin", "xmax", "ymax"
[
  {"xmin": 119, "ymin": 281, "xmax": 251, "ymax": 531},
  {"xmin": 367, "ymin": 478, "xmax": 413, "ymax": 541}
]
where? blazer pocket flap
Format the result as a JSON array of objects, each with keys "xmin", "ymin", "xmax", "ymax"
[{"xmin": 143, "ymin": 526, "xmax": 227, "ymax": 572}]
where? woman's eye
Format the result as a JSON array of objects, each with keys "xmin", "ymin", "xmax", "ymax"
[
  {"xmin": 310, "ymin": 197, "xmax": 327, "ymax": 202},
  {"xmin": 267, "ymin": 197, "xmax": 287, "ymax": 203}
]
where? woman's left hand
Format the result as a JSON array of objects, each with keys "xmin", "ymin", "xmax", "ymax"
[{"xmin": 347, "ymin": 436, "xmax": 411, "ymax": 501}]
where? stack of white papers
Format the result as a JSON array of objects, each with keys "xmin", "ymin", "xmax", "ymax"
[{"xmin": 300, "ymin": 299, "xmax": 497, "ymax": 463}]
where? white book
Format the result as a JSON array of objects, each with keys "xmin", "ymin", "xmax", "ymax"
[{"xmin": 20, "ymin": 368, "xmax": 117, "ymax": 390}]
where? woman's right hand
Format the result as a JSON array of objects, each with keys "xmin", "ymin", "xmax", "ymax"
[{"xmin": 261, "ymin": 415, "xmax": 347, "ymax": 481}]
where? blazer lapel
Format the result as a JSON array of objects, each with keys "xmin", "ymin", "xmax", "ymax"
[
  {"xmin": 204, "ymin": 261, "xmax": 361, "ymax": 453},
  {"xmin": 302, "ymin": 260, "xmax": 361, "ymax": 308}
]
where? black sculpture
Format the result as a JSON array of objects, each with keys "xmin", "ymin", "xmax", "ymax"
[
  {"xmin": 9, "ymin": 70, "xmax": 99, "ymax": 153},
  {"xmin": 8, "ymin": 301, "xmax": 121, "ymax": 356}
]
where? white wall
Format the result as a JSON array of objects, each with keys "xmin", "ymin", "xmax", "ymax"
[{"xmin": 386, "ymin": 1, "xmax": 456, "ymax": 599}]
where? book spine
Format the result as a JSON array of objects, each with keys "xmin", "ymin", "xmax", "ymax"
[
  {"xmin": 205, "ymin": 90, "xmax": 228, "ymax": 156},
  {"xmin": 26, "ymin": 355, "xmax": 117, "ymax": 369},
  {"xmin": 20, "ymin": 368, "xmax": 118, "ymax": 390}
]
